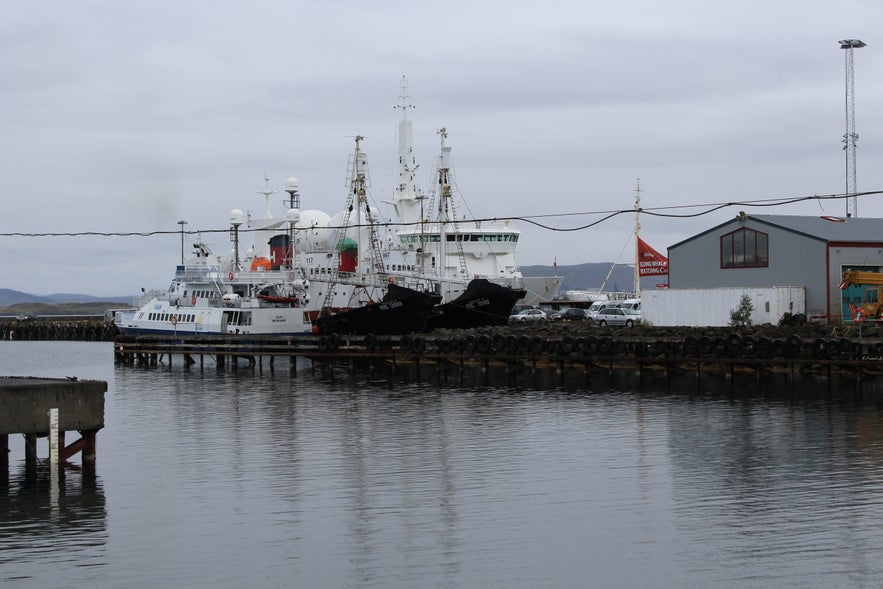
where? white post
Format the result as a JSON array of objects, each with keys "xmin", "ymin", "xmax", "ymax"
[
  {"xmin": 49, "ymin": 408, "xmax": 59, "ymax": 509},
  {"xmin": 48, "ymin": 408, "xmax": 59, "ymax": 465}
]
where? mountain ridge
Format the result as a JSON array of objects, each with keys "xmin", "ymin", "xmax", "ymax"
[
  {"xmin": 520, "ymin": 262, "xmax": 662, "ymax": 293},
  {"xmin": 1, "ymin": 262, "xmax": 664, "ymax": 307},
  {"xmin": 0, "ymin": 288, "xmax": 134, "ymax": 307}
]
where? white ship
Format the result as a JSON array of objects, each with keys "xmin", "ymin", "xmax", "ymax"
[
  {"xmin": 117, "ymin": 186, "xmax": 313, "ymax": 336},
  {"xmin": 297, "ymin": 78, "xmax": 560, "ymax": 313}
]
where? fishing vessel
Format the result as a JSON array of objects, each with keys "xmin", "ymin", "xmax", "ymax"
[
  {"xmin": 298, "ymin": 79, "xmax": 553, "ymax": 329},
  {"xmin": 302, "ymin": 135, "xmax": 444, "ymax": 335},
  {"xmin": 116, "ymin": 187, "xmax": 313, "ymax": 337}
]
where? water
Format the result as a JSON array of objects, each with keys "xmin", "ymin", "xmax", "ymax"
[{"xmin": 2, "ymin": 342, "xmax": 883, "ymax": 588}]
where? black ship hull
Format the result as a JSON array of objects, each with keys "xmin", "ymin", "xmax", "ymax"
[
  {"xmin": 425, "ymin": 279, "xmax": 527, "ymax": 331},
  {"xmin": 314, "ymin": 283, "xmax": 442, "ymax": 335}
]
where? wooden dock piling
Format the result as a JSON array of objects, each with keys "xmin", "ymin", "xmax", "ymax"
[{"xmin": 111, "ymin": 331, "xmax": 883, "ymax": 396}]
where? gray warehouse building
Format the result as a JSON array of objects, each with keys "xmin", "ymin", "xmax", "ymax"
[{"xmin": 667, "ymin": 214, "xmax": 883, "ymax": 324}]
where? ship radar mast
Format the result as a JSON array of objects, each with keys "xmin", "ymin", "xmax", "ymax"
[
  {"xmin": 255, "ymin": 173, "xmax": 278, "ymax": 220},
  {"xmin": 392, "ymin": 75, "xmax": 422, "ymax": 225}
]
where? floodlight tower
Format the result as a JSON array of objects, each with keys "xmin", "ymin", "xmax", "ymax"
[{"xmin": 840, "ymin": 39, "xmax": 866, "ymax": 218}]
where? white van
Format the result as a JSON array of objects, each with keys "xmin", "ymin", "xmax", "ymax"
[{"xmin": 615, "ymin": 299, "xmax": 641, "ymax": 310}]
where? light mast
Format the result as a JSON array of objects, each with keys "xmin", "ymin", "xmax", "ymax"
[{"xmin": 839, "ymin": 39, "xmax": 866, "ymax": 218}]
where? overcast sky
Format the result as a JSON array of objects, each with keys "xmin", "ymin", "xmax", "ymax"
[{"xmin": 4, "ymin": 0, "xmax": 883, "ymax": 296}]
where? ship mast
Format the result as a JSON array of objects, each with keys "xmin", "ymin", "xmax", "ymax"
[
  {"xmin": 392, "ymin": 75, "xmax": 422, "ymax": 225},
  {"xmin": 633, "ymin": 178, "xmax": 641, "ymax": 297}
]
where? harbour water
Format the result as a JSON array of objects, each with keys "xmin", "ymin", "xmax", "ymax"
[{"xmin": 2, "ymin": 341, "xmax": 883, "ymax": 588}]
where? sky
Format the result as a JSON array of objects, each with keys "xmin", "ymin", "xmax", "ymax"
[{"xmin": 4, "ymin": 0, "xmax": 883, "ymax": 297}]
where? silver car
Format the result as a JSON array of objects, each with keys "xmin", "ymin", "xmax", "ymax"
[
  {"xmin": 594, "ymin": 307, "xmax": 641, "ymax": 328},
  {"xmin": 509, "ymin": 308, "xmax": 548, "ymax": 323}
]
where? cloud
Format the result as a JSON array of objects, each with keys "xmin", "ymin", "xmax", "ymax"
[{"xmin": 2, "ymin": 0, "xmax": 883, "ymax": 294}]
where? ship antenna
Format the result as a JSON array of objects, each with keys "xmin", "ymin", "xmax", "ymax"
[
  {"xmin": 394, "ymin": 74, "xmax": 414, "ymax": 120},
  {"xmin": 633, "ymin": 178, "xmax": 642, "ymax": 296},
  {"xmin": 255, "ymin": 173, "xmax": 278, "ymax": 220}
]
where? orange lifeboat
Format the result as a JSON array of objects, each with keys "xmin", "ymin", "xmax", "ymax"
[{"xmin": 250, "ymin": 257, "xmax": 272, "ymax": 271}]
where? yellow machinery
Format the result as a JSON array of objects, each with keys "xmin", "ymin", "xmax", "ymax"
[{"xmin": 839, "ymin": 270, "xmax": 883, "ymax": 319}]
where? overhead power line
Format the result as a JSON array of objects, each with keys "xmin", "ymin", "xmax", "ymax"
[{"xmin": 1, "ymin": 189, "xmax": 880, "ymax": 238}]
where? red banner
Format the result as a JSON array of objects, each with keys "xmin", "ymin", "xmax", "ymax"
[{"xmin": 638, "ymin": 237, "xmax": 669, "ymax": 277}]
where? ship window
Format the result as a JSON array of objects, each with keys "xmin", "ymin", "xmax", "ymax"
[
  {"xmin": 471, "ymin": 235, "xmax": 480, "ymax": 242},
  {"xmin": 447, "ymin": 235, "xmax": 455, "ymax": 241},
  {"xmin": 721, "ymin": 227, "xmax": 769, "ymax": 268}
]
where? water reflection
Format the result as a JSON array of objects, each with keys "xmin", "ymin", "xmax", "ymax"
[
  {"xmin": 0, "ymin": 462, "xmax": 107, "ymax": 583},
  {"xmin": 4, "ymin": 342, "xmax": 883, "ymax": 587},
  {"xmin": 667, "ymin": 396, "xmax": 883, "ymax": 585}
]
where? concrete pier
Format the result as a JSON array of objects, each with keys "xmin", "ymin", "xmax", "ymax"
[{"xmin": 1, "ymin": 376, "xmax": 106, "ymax": 480}]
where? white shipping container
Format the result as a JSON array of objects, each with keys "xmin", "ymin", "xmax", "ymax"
[{"xmin": 642, "ymin": 287, "xmax": 806, "ymax": 327}]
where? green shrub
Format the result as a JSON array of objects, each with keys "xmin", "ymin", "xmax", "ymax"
[{"xmin": 729, "ymin": 294, "xmax": 754, "ymax": 327}]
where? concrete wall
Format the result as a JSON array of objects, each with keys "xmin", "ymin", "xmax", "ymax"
[{"xmin": 0, "ymin": 378, "xmax": 106, "ymax": 435}]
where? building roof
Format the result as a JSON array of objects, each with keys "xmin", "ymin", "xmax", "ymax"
[{"xmin": 670, "ymin": 214, "xmax": 883, "ymax": 250}]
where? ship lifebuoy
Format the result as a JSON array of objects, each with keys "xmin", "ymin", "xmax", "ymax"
[
  {"xmin": 191, "ymin": 295, "xmax": 197, "ymax": 305},
  {"xmin": 171, "ymin": 315, "xmax": 178, "ymax": 325},
  {"xmin": 228, "ymin": 272, "xmax": 234, "ymax": 280},
  {"xmin": 853, "ymin": 308, "xmax": 865, "ymax": 324}
]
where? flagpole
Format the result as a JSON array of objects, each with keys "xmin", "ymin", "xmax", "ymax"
[{"xmin": 634, "ymin": 178, "xmax": 641, "ymax": 297}]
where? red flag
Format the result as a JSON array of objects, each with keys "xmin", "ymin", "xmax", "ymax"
[{"xmin": 637, "ymin": 237, "xmax": 668, "ymax": 277}]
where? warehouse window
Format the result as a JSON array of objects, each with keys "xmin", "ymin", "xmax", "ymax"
[{"xmin": 721, "ymin": 228, "xmax": 768, "ymax": 268}]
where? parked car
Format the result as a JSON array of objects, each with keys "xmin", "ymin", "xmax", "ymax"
[
  {"xmin": 551, "ymin": 308, "xmax": 587, "ymax": 322},
  {"xmin": 509, "ymin": 308, "xmax": 548, "ymax": 323},
  {"xmin": 594, "ymin": 306, "xmax": 641, "ymax": 328},
  {"xmin": 585, "ymin": 302, "xmax": 616, "ymax": 324},
  {"xmin": 510, "ymin": 304, "xmax": 537, "ymax": 315}
]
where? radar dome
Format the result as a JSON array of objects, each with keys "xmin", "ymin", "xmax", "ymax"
[{"xmin": 296, "ymin": 209, "xmax": 331, "ymax": 251}]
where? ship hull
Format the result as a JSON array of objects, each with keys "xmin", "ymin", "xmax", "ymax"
[
  {"xmin": 425, "ymin": 279, "xmax": 526, "ymax": 331},
  {"xmin": 117, "ymin": 297, "xmax": 312, "ymax": 337},
  {"xmin": 314, "ymin": 283, "xmax": 442, "ymax": 335}
]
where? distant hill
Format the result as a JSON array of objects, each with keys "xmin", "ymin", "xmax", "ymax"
[
  {"xmin": 1, "ymin": 262, "xmax": 665, "ymax": 310},
  {"xmin": 520, "ymin": 263, "xmax": 664, "ymax": 293},
  {"xmin": 0, "ymin": 288, "xmax": 133, "ymax": 307}
]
